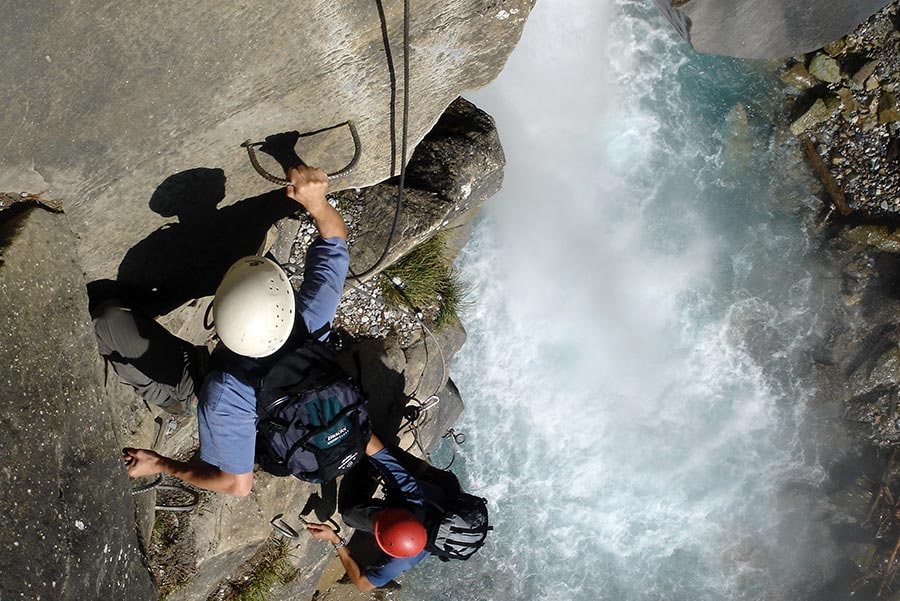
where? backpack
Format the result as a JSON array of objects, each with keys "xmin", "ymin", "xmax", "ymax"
[
  {"xmin": 424, "ymin": 491, "xmax": 491, "ymax": 561},
  {"xmin": 384, "ymin": 447, "xmax": 491, "ymax": 561},
  {"xmin": 391, "ymin": 455, "xmax": 490, "ymax": 562},
  {"xmin": 253, "ymin": 340, "xmax": 370, "ymax": 483}
]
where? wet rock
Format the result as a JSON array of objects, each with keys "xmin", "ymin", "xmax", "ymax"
[
  {"xmin": 653, "ymin": 0, "xmax": 890, "ymax": 59},
  {"xmin": 791, "ymin": 98, "xmax": 839, "ymax": 135},
  {"xmin": 0, "ymin": 206, "xmax": 156, "ymax": 601},
  {"xmin": 880, "ymin": 91, "xmax": 900, "ymax": 123},
  {"xmin": 722, "ymin": 103, "xmax": 754, "ymax": 182},
  {"xmin": 781, "ymin": 63, "xmax": 818, "ymax": 90},
  {"xmin": 853, "ymin": 60, "xmax": 880, "ymax": 86},
  {"xmin": 841, "ymin": 225, "xmax": 900, "ymax": 253},
  {"xmin": 848, "ymin": 346, "xmax": 900, "ymax": 398},
  {"xmin": 810, "ymin": 53, "xmax": 844, "ymax": 83}
]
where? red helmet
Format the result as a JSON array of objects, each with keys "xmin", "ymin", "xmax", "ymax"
[{"xmin": 373, "ymin": 508, "xmax": 427, "ymax": 558}]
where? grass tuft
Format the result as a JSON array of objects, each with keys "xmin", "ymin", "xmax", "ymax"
[
  {"xmin": 224, "ymin": 538, "xmax": 296, "ymax": 601},
  {"xmin": 380, "ymin": 232, "xmax": 466, "ymax": 327}
]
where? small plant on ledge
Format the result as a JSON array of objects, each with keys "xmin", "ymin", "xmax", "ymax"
[{"xmin": 380, "ymin": 232, "xmax": 466, "ymax": 327}]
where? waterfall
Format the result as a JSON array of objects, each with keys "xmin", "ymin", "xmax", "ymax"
[{"xmin": 398, "ymin": 1, "xmax": 850, "ymax": 599}]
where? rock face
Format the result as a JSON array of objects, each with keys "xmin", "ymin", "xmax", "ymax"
[
  {"xmin": 654, "ymin": 0, "xmax": 892, "ymax": 58},
  {"xmin": 1, "ymin": 3, "xmax": 522, "ymax": 597},
  {"xmin": 345, "ymin": 97, "xmax": 505, "ymax": 278},
  {"xmin": 0, "ymin": 206, "xmax": 156, "ymax": 601},
  {"xmin": 780, "ymin": 3, "xmax": 900, "ymax": 218},
  {"xmin": 830, "ymin": 225, "xmax": 900, "ymax": 448},
  {"xmin": 0, "ymin": 99, "xmax": 504, "ymax": 600},
  {"xmin": 0, "ymin": 0, "xmax": 531, "ymax": 284}
]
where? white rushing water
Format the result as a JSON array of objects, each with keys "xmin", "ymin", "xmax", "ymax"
[{"xmin": 398, "ymin": 1, "xmax": 846, "ymax": 600}]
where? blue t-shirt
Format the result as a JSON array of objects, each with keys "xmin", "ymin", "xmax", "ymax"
[
  {"xmin": 363, "ymin": 448, "xmax": 430, "ymax": 588},
  {"xmin": 365, "ymin": 550, "xmax": 429, "ymax": 588},
  {"xmin": 198, "ymin": 236, "xmax": 349, "ymax": 474}
]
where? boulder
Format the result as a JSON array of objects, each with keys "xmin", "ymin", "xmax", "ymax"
[
  {"xmin": 343, "ymin": 97, "xmax": 505, "ymax": 279},
  {"xmin": 791, "ymin": 98, "xmax": 839, "ymax": 135},
  {"xmin": 853, "ymin": 60, "xmax": 880, "ymax": 87},
  {"xmin": 653, "ymin": 0, "xmax": 892, "ymax": 59},
  {"xmin": 0, "ymin": 0, "xmax": 531, "ymax": 284},
  {"xmin": 809, "ymin": 53, "xmax": 843, "ymax": 83},
  {"xmin": 780, "ymin": 63, "xmax": 818, "ymax": 90},
  {"xmin": 0, "ymin": 206, "xmax": 156, "ymax": 601}
]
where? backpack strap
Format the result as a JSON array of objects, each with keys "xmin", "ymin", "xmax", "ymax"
[{"xmin": 307, "ymin": 321, "xmax": 332, "ymax": 342}]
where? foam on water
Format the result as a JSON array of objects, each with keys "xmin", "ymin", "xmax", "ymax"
[{"xmin": 395, "ymin": 1, "xmax": 840, "ymax": 599}]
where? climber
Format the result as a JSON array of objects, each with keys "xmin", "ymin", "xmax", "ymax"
[
  {"xmin": 306, "ymin": 434, "xmax": 430, "ymax": 590},
  {"xmin": 95, "ymin": 162, "xmax": 349, "ymax": 496},
  {"xmin": 305, "ymin": 434, "xmax": 490, "ymax": 591}
]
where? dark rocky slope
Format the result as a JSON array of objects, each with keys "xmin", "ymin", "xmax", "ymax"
[{"xmin": 774, "ymin": 2, "xmax": 900, "ymax": 595}]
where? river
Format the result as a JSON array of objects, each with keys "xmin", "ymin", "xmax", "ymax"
[{"xmin": 396, "ymin": 1, "xmax": 855, "ymax": 599}]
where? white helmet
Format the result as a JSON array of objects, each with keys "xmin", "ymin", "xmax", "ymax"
[{"xmin": 213, "ymin": 256, "xmax": 295, "ymax": 357}]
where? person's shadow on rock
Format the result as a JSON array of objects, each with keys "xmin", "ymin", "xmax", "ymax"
[{"xmin": 107, "ymin": 166, "xmax": 300, "ymax": 317}]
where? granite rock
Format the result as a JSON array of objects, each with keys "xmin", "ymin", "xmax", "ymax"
[
  {"xmin": 654, "ymin": 0, "xmax": 893, "ymax": 59},
  {"xmin": 0, "ymin": 0, "xmax": 532, "ymax": 284},
  {"xmin": 0, "ymin": 206, "xmax": 156, "ymax": 601}
]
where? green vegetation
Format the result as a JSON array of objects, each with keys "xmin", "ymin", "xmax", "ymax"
[
  {"xmin": 224, "ymin": 538, "xmax": 297, "ymax": 601},
  {"xmin": 149, "ymin": 511, "xmax": 198, "ymax": 600},
  {"xmin": 380, "ymin": 232, "xmax": 466, "ymax": 327}
]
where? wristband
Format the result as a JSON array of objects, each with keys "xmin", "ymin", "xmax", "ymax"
[{"xmin": 332, "ymin": 536, "xmax": 347, "ymax": 549}]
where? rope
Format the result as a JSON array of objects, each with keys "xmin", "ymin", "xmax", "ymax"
[{"xmin": 348, "ymin": 0, "xmax": 411, "ymax": 280}]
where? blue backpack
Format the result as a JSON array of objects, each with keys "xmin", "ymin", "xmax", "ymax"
[{"xmin": 254, "ymin": 340, "xmax": 370, "ymax": 483}]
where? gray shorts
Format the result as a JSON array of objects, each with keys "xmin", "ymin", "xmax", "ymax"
[{"xmin": 92, "ymin": 299, "xmax": 197, "ymax": 409}]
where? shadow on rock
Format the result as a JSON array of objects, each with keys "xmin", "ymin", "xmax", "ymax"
[
  {"xmin": 337, "ymin": 337, "xmax": 410, "ymax": 445},
  {"xmin": 90, "ymin": 167, "xmax": 298, "ymax": 316}
]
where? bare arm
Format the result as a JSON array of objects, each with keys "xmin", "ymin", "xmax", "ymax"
[
  {"xmin": 286, "ymin": 166, "xmax": 347, "ymax": 241},
  {"xmin": 307, "ymin": 524, "xmax": 377, "ymax": 592},
  {"xmin": 366, "ymin": 432, "xmax": 385, "ymax": 456},
  {"xmin": 123, "ymin": 448, "xmax": 254, "ymax": 497}
]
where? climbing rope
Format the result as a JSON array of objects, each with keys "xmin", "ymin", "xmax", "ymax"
[{"xmin": 348, "ymin": 0, "xmax": 411, "ymax": 280}]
